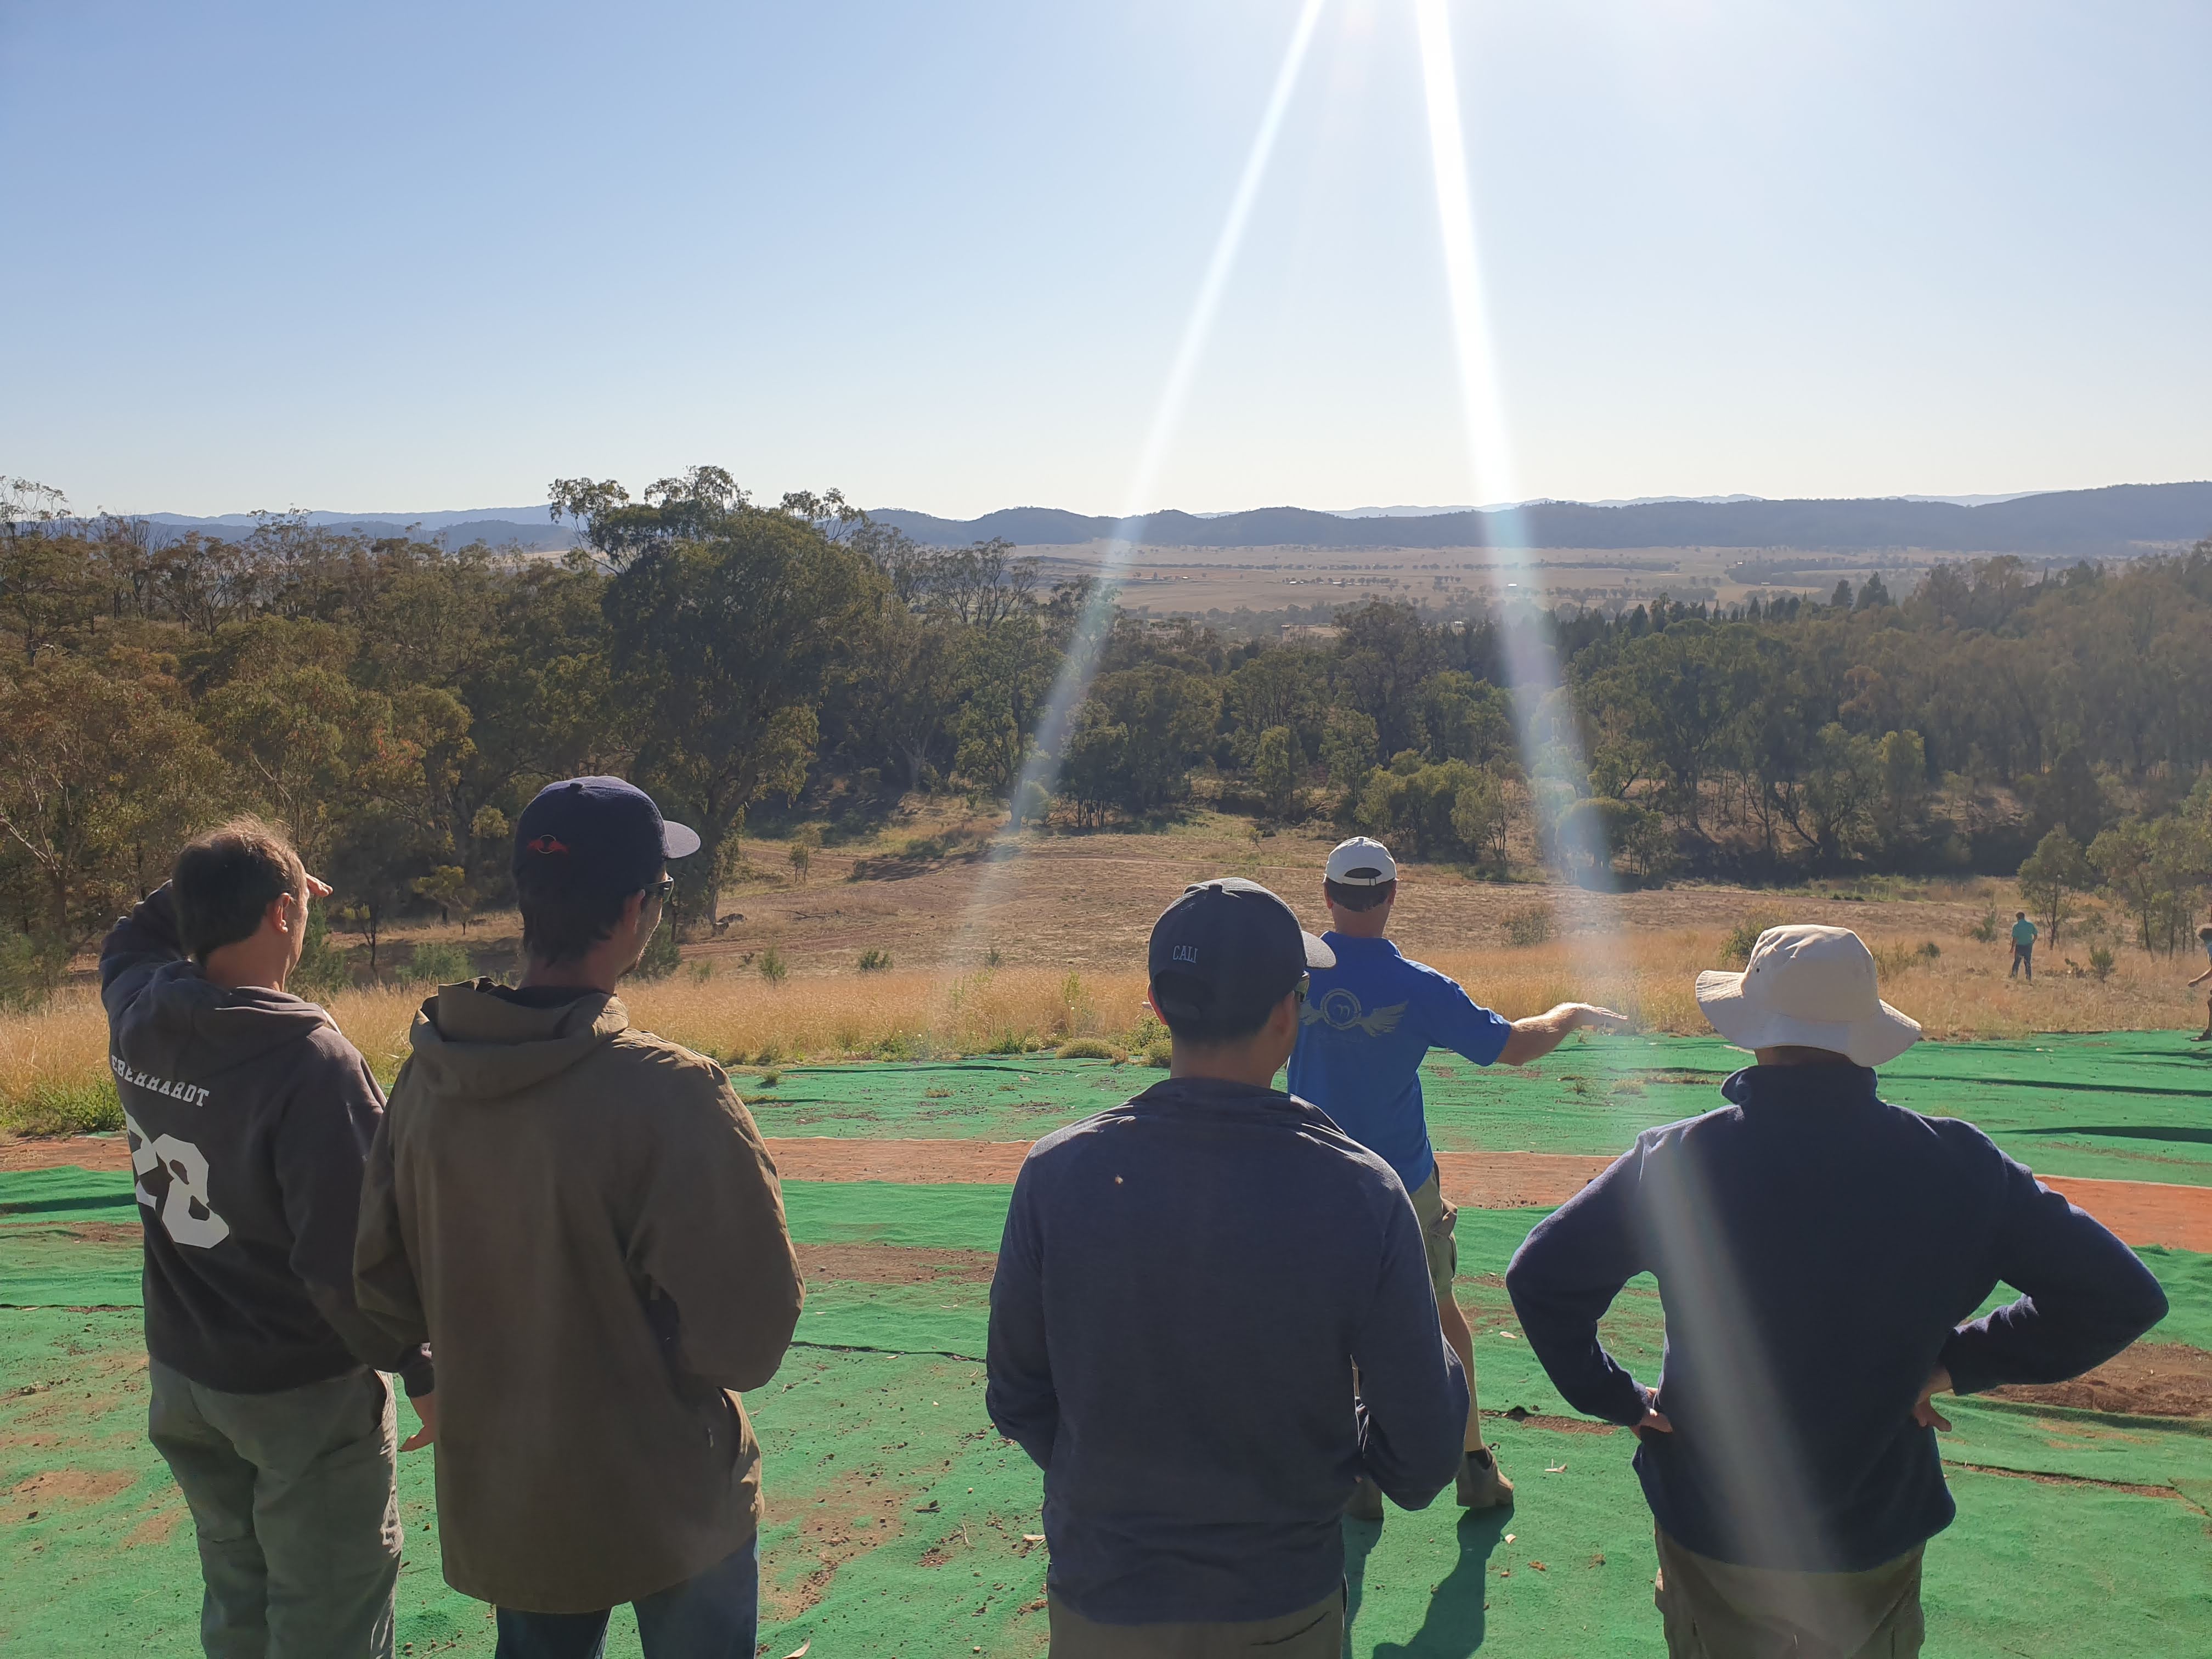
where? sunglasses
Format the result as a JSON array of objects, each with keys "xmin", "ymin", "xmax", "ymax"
[
  {"xmin": 644, "ymin": 877, "xmax": 676, "ymax": 903},
  {"xmin": 1295, "ymin": 972, "xmax": 1311, "ymax": 1003}
]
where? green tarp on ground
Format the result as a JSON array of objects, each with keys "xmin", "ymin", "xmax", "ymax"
[
  {"xmin": 6, "ymin": 1032, "xmax": 2211, "ymax": 1654},
  {"xmin": 3, "ymin": 1312, "xmax": 2206, "ymax": 1659},
  {"xmin": 14, "ymin": 1171, "xmax": 2208, "ymax": 1493},
  {"xmin": 738, "ymin": 1031, "xmax": 2212, "ymax": 1186}
]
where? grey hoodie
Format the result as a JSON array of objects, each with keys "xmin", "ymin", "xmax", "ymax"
[{"xmin": 99, "ymin": 887, "xmax": 432, "ymax": 1396}]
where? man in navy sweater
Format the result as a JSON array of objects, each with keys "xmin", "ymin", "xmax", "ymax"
[
  {"xmin": 1506, "ymin": 924, "xmax": 2168, "ymax": 1658},
  {"xmin": 988, "ymin": 878, "xmax": 1468, "ymax": 1657}
]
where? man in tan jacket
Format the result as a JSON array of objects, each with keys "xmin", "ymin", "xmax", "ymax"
[{"xmin": 356, "ymin": 777, "xmax": 803, "ymax": 1658}]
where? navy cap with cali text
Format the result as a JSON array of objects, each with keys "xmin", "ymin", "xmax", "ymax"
[
  {"xmin": 512, "ymin": 776, "xmax": 699, "ymax": 896},
  {"xmin": 1148, "ymin": 877, "xmax": 1334, "ymax": 1026}
]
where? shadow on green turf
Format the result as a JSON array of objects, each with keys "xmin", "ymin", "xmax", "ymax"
[
  {"xmin": 1345, "ymin": 1506, "xmax": 1513, "ymax": 1658},
  {"xmin": 2010, "ymin": 1125, "xmax": 2212, "ymax": 1144}
]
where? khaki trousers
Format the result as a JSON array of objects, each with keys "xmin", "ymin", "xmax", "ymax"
[
  {"xmin": 1654, "ymin": 1528, "xmax": 1925, "ymax": 1659},
  {"xmin": 148, "ymin": 1359, "xmax": 402, "ymax": 1659},
  {"xmin": 1046, "ymin": 1589, "xmax": 1344, "ymax": 1657}
]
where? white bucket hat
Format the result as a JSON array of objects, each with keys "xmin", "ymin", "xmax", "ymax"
[{"xmin": 1695, "ymin": 924, "xmax": 1922, "ymax": 1067}]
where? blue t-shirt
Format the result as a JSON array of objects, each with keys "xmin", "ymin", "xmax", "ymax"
[{"xmin": 1286, "ymin": 934, "xmax": 1512, "ymax": 1191}]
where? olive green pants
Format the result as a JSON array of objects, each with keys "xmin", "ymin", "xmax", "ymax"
[
  {"xmin": 1655, "ymin": 1528, "xmax": 1925, "ymax": 1659},
  {"xmin": 148, "ymin": 1360, "xmax": 402, "ymax": 1659}
]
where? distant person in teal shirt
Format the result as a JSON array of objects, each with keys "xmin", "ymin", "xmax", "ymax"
[
  {"xmin": 2009, "ymin": 912, "xmax": 2037, "ymax": 981},
  {"xmin": 2188, "ymin": 923, "xmax": 2212, "ymax": 1040},
  {"xmin": 1288, "ymin": 836, "xmax": 1624, "ymax": 1517}
]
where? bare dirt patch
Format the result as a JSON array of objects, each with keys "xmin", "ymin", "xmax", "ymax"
[
  {"xmin": 3, "ymin": 1466, "xmax": 136, "ymax": 1519},
  {"xmin": 1495, "ymin": 1406, "xmax": 1620, "ymax": 1435},
  {"xmin": 0, "ymin": 1135, "xmax": 128, "ymax": 1172},
  {"xmin": 796, "ymin": 1243, "xmax": 996, "ymax": 1286},
  {"xmin": 1436, "ymin": 1151, "xmax": 1612, "ymax": 1210},
  {"xmin": 761, "ymin": 1469, "xmax": 917, "ymax": 1621},
  {"xmin": 2035, "ymin": 1176, "xmax": 2212, "ymax": 1255},
  {"xmin": 1988, "ymin": 1342, "xmax": 2212, "ymax": 1420},
  {"xmin": 121, "ymin": 1504, "xmax": 185, "ymax": 1546},
  {"xmin": 0, "ymin": 1221, "xmax": 140, "ymax": 1246},
  {"xmin": 768, "ymin": 1138, "xmax": 1031, "ymax": 1185}
]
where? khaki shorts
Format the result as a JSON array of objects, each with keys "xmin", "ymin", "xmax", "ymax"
[
  {"xmin": 1407, "ymin": 1169, "xmax": 1459, "ymax": 1306},
  {"xmin": 1654, "ymin": 1528, "xmax": 1925, "ymax": 1659}
]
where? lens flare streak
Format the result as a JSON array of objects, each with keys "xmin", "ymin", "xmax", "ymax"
[{"xmin": 1410, "ymin": 0, "xmax": 1616, "ymax": 907}]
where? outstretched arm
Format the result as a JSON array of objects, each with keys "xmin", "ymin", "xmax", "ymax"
[{"xmin": 1497, "ymin": 1003, "xmax": 1629, "ymax": 1066}]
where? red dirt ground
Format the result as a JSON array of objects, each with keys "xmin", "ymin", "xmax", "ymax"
[{"xmin": 7, "ymin": 1132, "xmax": 2210, "ymax": 1250}]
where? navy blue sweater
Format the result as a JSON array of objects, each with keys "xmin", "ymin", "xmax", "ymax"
[
  {"xmin": 1505, "ymin": 1064, "xmax": 2168, "ymax": 1572},
  {"xmin": 986, "ymin": 1077, "xmax": 1468, "ymax": 1625}
]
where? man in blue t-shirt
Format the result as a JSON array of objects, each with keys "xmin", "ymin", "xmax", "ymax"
[{"xmin": 1289, "ymin": 837, "xmax": 1625, "ymax": 1515}]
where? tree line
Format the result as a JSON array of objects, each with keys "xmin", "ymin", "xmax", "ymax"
[{"xmin": 4, "ymin": 467, "xmax": 2210, "ymax": 994}]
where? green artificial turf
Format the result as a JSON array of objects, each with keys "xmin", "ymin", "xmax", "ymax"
[
  {"xmin": 736, "ymin": 1030, "xmax": 2212, "ymax": 1187},
  {"xmin": 7, "ymin": 1029, "xmax": 2212, "ymax": 1655},
  {"xmin": 4, "ymin": 1310, "xmax": 2204, "ymax": 1659}
]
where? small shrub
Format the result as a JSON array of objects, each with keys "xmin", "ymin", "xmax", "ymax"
[
  {"xmin": 1870, "ymin": 941, "xmax": 1931, "ymax": 980},
  {"xmin": 1142, "ymin": 1035, "xmax": 1173, "ymax": 1068},
  {"xmin": 1967, "ymin": 908, "xmax": 2000, "ymax": 944},
  {"xmin": 399, "ymin": 941, "xmax": 475, "ymax": 985},
  {"xmin": 2089, "ymin": 945, "xmax": 2115, "ymax": 981},
  {"xmin": 290, "ymin": 907, "xmax": 351, "ymax": 998},
  {"xmin": 0, "ymin": 929, "xmax": 73, "ymax": 1013},
  {"xmin": 3, "ymin": 1077, "xmax": 123, "ymax": 1136},
  {"xmin": 985, "ymin": 1028, "xmax": 1035, "ymax": 1055},
  {"xmin": 1722, "ymin": 910, "xmax": 1786, "ymax": 968},
  {"xmin": 758, "ymin": 946, "xmax": 788, "ymax": 985},
  {"xmin": 755, "ymin": 1040, "xmax": 784, "ymax": 1066},
  {"xmin": 756, "ymin": 1070, "xmax": 782, "ymax": 1090},
  {"xmin": 985, "ymin": 947, "xmax": 1003, "ymax": 968},
  {"xmin": 1057, "ymin": 1037, "xmax": 1122, "ymax": 1061},
  {"xmin": 687, "ymin": 960, "xmax": 715, "ymax": 984},
  {"xmin": 1916, "ymin": 940, "xmax": 1942, "ymax": 962},
  {"xmin": 1502, "ymin": 905, "xmax": 1553, "ymax": 949},
  {"xmin": 857, "ymin": 947, "xmax": 893, "ymax": 974}
]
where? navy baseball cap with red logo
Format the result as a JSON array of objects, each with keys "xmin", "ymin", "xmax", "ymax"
[
  {"xmin": 512, "ymin": 776, "xmax": 699, "ymax": 896},
  {"xmin": 1148, "ymin": 877, "xmax": 1334, "ymax": 1027}
]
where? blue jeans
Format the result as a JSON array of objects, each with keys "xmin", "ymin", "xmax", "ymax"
[{"xmin": 493, "ymin": 1537, "xmax": 760, "ymax": 1659}]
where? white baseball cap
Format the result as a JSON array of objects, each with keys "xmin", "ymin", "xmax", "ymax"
[
  {"xmin": 1325, "ymin": 836, "xmax": 1398, "ymax": 887},
  {"xmin": 1695, "ymin": 924, "xmax": 1922, "ymax": 1068}
]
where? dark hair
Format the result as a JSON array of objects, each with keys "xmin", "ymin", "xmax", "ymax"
[
  {"xmin": 1149, "ymin": 970, "xmax": 1280, "ymax": 1047},
  {"xmin": 172, "ymin": 817, "xmax": 306, "ymax": 961},
  {"xmin": 1324, "ymin": 878, "xmax": 1396, "ymax": 913},
  {"xmin": 517, "ymin": 870, "xmax": 635, "ymax": 967}
]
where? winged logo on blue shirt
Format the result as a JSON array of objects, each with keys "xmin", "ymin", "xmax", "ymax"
[{"xmin": 1301, "ymin": 987, "xmax": 1408, "ymax": 1037}]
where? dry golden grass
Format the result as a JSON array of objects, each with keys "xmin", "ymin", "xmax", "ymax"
[{"xmin": 9, "ymin": 925, "xmax": 2201, "ymax": 1116}]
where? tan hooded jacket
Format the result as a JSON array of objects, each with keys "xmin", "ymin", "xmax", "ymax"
[{"xmin": 355, "ymin": 982, "xmax": 802, "ymax": 1612}]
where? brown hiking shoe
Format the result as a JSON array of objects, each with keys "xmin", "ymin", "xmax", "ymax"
[
  {"xmin": 1457, "ymin": 1447, "xmax": 1514, "ymax": 1509},
  {"xmin": 1345, "ymin": 1476, "xmax": 1385, "ymax": 1521}
]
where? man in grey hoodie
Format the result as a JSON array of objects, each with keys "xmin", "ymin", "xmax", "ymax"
[{"xmin": 101, "ymin": 817, "xmax": 434, "ymax": 1659}]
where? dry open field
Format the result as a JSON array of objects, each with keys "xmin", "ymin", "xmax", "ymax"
[
  {"xmin": 5, "ymin": 811, "xmax": 2201, "ymax": 1108},
  {"xmin": 1018, "ymin": 541, "xmax": 1934, "ymax": 617}
]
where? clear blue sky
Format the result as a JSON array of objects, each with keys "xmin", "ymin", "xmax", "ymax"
[{"xmin": 4, "ymin": 1, "xmax": 2207, "ymax": 519}]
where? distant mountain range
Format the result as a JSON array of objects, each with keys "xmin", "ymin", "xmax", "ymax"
[
  {"xmin": 116, "ymin": 482, "xmax": 2212, "ymax": 559},
  {"xmin": 140, "ymin": 507, "xmax": 579, "ymax": 550},
  {"xmin": 869, "ymin": 482, "xmax": 2212, "ymax": 557}
]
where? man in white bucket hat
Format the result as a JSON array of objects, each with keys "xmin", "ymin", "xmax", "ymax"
[{"xmin": 1506, "ymin": 924, "xmax": 2166, "ymax": 1658}]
